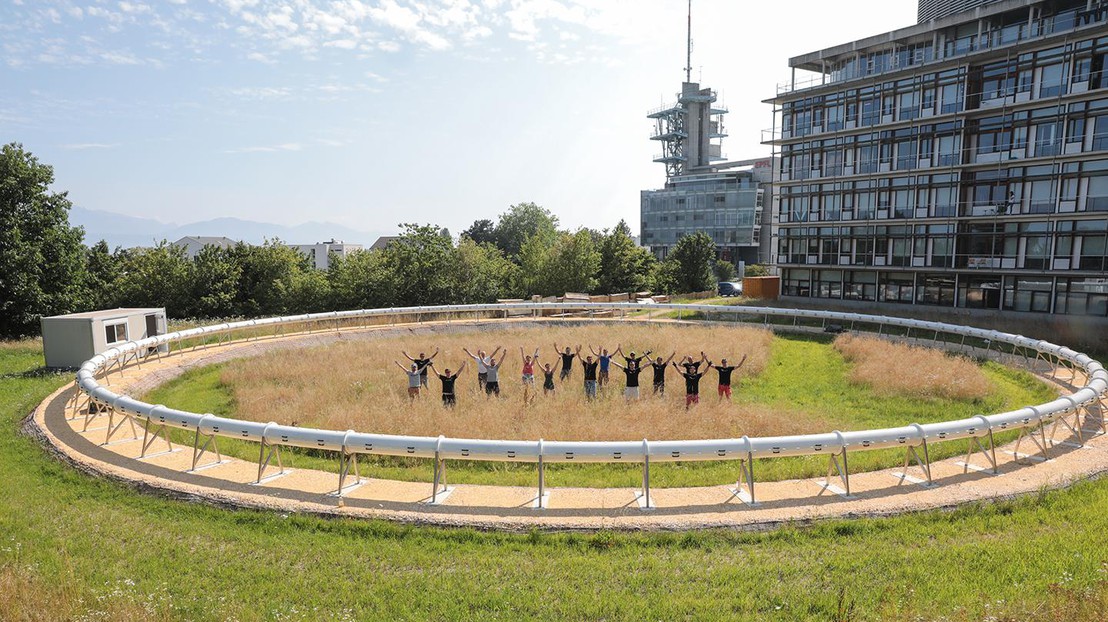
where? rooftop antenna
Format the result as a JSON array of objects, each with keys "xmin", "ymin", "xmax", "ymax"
[{"xmin": 684, "ymin": 0, "xmax": 693, "ymax": 83}]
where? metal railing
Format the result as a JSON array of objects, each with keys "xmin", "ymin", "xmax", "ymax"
[{"xmin": 69, "ymin": 303, "xmax": 1108, "ymax": 509}]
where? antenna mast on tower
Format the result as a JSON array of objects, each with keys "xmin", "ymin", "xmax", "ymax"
[{"xmin": 684, "ymin": 0, "xmax": 692, "ymax": 82}]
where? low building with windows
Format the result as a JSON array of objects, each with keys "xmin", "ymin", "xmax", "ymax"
[
  {"xmin": 640, "ymin": 159, "xmax": 773, "ymax": 264},
  {"xmin": 40, "ymin": 308, "xmax": 167, "ymax": 369},
  {"xmin": 767, "ymin": 0, "xmax": 1108, "ymax": 320},
  {"xmin": 290, "ymin": 239, "xmax": 363, "ymax": 270}
]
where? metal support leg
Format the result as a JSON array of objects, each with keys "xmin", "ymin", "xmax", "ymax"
[
  {"xmin": 536, "ymin": 454, "xmax": 546, "ymax": 509},
  {"xmin": 962, "ymin": 431, "xmax": 999, "ymax": 475},
  {"xmin": 335, "ymin": 450, "xmax": 361, "ymax": 498},
  {"xmin": 139, "ymin": 419, "xmax": 173, "ymax": 458},
  {"xmin": 1049, "ymin": 409, "xmax": 1085, "ymax": 447},
  {"xmin": 102, "ymin": 407, "xmax": 138, "ymax": 445},
  {"xmin": 189, "ymin": 428, "xmax": 223, "ymax": 471},
  {"xmin": 730, "ymin": 451, "xmax": 757, "ymax": 505},
  {"xmin": 897, "ymin": 440, "xmax": 933, "ymax": 486},
  {"xmin": 821, "ymin": 448, "xmax": 852, "ymax": 498},
  {"xmin": 640, "ymin": 453, "xmax": 653, "ymax": 510},
  {"xmin": 255, "ymin": 440, "xmax": 285, "ymax": 483},
  {"xmin": 431, "ymin": 452, "xmax": 447, "ymax": 504},
  {"xmin": 1013, "ymin": 422, "xmax": 1050, "ymax": 462}
]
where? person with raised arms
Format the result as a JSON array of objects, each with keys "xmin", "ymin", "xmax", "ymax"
[
  {"xmin": 610, "ymin": 357, "xmax": 644, "ymax": 401},
  {"xmin": 540, "ymin": 358, "xmax": 561, "ymax": 396},
  {"xmin": 394, "ymin": 360, "xmax": 430, "ymax": 402},
  {"xmin": 673, "ymin": 358, "xmax": 707, "ymax": 409},
  {"xmin": 553, "ymin": 342, "xmax": 575, "ymax": 381},
  {"xmin": 650, "ymin": 352, "xmax": 677, "ymax": 395},
  {"xmin": 615, "ymin": 345, "xmax": 652, "ymax": 369},
  {"xmin": 401, "ymin": 347, "xmax": 439, "ymax": 388},
  {"xmin": 574, "ymin": 345, "xmax": 600, "ymax": 400},
  {"xmin": 590, "ymin": 344, "xmax": 618, "ymax": 388},
  {"xmin": 430, "ymin": 360, "xmax": 467, "ymax": 408},
  {"xmin": 520, "ymin": 346, "xmax": 540, "ymax": 404},
  {"xmin": 680, "ymin": 352, "xmax": 709, "ymax": 375},
  {"xmin": 462, "ymin": 346, "xmax": 501, "ymax": 392},
  {"xmin": 483, "ymin": 348, "xmax": 507, "ymax": 398},
  {"xmin": 705, "ymin": 354, "xmax": 747, "ymax": 402}
]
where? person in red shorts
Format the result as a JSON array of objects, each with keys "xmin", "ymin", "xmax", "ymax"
[
  {"xmin": 673, "ymin": 360, "xmax": 706, "ymax": 409},
  {"xmin": 705, "ymin": 354, "xmax": 747, "ymax": 402}
]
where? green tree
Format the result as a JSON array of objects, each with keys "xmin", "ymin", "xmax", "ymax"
[
  {"xmin": 0, "ymin": 143, "xmax": 88, "ymax": 337},
  {"xmin": 494, "ymin": 202, "xmax": 559, "ymax": 260},
  {"xmin": 189, "ymin": 245, "xmax": 241, "ymax": 318},
  {"xmin": 534, "ymin": 229, "xmax": 600, "ymax": 296},
  {"xmin": 650, "ymin": 259, "xmax": 680, "ymax": 295},
  {"xmin": 668, "ymin": 232, "xmax": 717, "ymax": 293},
  {"xmin": 597, "ymin": 220, "xmax": 655, "ymax": 294},
  {"xmin": 461, "ymin": 219, "xmax": 497, "ymax": 246},
  {"xmin": 113, "ymin": 241, "xmax": 192, "ymax": 316},
  {"xmin": 83, "ymin": 240, "xmax": 122, "ymax": 310},
  {"xmin": 453, "ymin": 238, "xmax": 521, "ymax": 303},
  {"xmin": 713, "ymin": 259, "xmax": 737, "ymax": 283},
  {"xmin": 231, "ymin": 240, "xmax": 314, "ymax": 317},
  {"xmin": 381, "ymin": 223, "xmax": 457, "ymax": 306},
  {"xmin": 745, "ymin": 263, "xmax": 771, "ymax": 277},
  {"xmin": 327, "ymin": 249, "xmax": 397, "ymax": 310}
]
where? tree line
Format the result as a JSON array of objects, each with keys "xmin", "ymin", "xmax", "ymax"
[{"xmin": 1, "ymin": 143, "xmax": 735, "ymax": 339}]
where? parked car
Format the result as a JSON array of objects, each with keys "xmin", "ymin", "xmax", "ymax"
[{"xmin": 717, "ymin": 281, "xmax": 743, "ymax": 297}]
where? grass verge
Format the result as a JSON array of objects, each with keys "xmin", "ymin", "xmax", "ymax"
[{"xmin": 2, "ymin": 342, "xmax": 1107, "ymax": 620}]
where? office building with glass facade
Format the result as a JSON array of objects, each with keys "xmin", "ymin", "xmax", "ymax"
[{"xmin": 767, "ymin": 0, "xmax": 1108, "ymax": 318}]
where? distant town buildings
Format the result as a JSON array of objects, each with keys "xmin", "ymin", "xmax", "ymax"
[{"xmin": 171, "ymin": 236, "xmax": 363, "ymax": 270}]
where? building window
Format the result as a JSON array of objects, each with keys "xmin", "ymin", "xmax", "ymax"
[
  {"xmin": 1003, "ymin": 277, "xmax": 1052, "ymax": 313},
  {"xmin": 814, "ymin": 270, "xmax": 842, "ymax": 298},
  {"xmin": 958, "ymin": 276, "xmax": 1002, "ymax": 309},
  {"xmin": 1039, "ymin": 63, "xmax": 1066, "ymax": 98},
  {"xmin": 844, "ymin": 271, "xmax": 877, "ymax": 301},
  {"xmin": 104, "ymin": 321, "xmax": 128, "ymax": 345},
  {"xmin": 917, "ymin": 275, "xmax": 956, "ymax": 306},
  {"xmin": 1055, "ymin": 277, "xmax": 1108, "ymax": 316},
  {"xmin": 880, "ymin": 271, "xmax": 914, "ymax": 303},
  {"xmin": 783, "ymin": 269, "xmax": 811, "ymax": 297},
  {"xmin": 1034, "ymin": 121, "xmax": 1062, "ymax": 157}
]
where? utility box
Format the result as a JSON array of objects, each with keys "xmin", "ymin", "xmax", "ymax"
[
  {"xmin": 742, "ymin": 276, "xmax": 781, "ymax": 301},
  {"xmin": 40, "ymin": 308, "xmax": 168, "ymax": 369}
]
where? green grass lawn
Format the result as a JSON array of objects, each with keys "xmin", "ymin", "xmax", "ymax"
[
  {"xmin": 142, "ymin": 333, "xmax": 1056, "ymax": 488},
  {"xmin": 1, "ymin": 342, "xmax": 1107, "ymax": 620}
]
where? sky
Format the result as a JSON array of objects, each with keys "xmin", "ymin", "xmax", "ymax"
[{"xmin": 1, "ymin": 0, "xmax": 917, "ymax": 237}]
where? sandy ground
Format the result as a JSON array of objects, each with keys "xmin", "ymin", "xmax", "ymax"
[{"xmin": 26, "ymin": 319, "xmax": 1108, "ymax": 532}]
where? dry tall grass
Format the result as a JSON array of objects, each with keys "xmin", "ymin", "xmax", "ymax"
[
  {"xmin": 833, "ymin": 333, "xmax": 993, "ymax": 401},
  {"xmin": 216, "ymin": 323, "xmax": 822, "ymax": 441}
]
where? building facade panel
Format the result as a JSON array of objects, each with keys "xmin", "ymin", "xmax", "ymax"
[{"xmin": 769, "ymin": 0, "xmax": 1108, "ymax": 318}]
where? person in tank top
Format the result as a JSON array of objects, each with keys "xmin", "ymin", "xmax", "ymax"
[{"xmin": 520, "ymin": 347, "xmax": 539, "ymax": 404}]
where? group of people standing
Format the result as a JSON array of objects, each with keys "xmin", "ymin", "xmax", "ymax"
[{"xmin": 396, "ymin": 344, "xmax": 747, "ymax": 410}]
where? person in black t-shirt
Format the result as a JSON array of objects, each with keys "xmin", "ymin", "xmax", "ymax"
[
  {"xmin": 673, "ymin": 360, "xmax": 706, "ymax": 409},
  {"xmin": 431, "ymin": 361, "xmax": 467, "ymax": 407},
  {"xmin": 574, "ymin": 346, "xmax": 600, "ymax": 400},
  {"xmin": 611, "ymin": 358, "xmax": 644, "ymax": 400},
  {"xmin": 705, "ymin": 354, "xmax": 747, "ymax": 402},
  {"xmin": 615, "ymin": 345, "xmax": 652, "ymax": 369},
  {"xmin": 650, "ymin": 352, "xmax": 676, "ymax": 395},
  {"xmin": 554, "ymin": 342, "xmax": 576, "ymax": 381},
  {"xmin": 402, "ymin": 347, "xmax": 440, "ymax": 388},
  {"xmin": 680, "ymin": 352, "xmax": 708, "ymax": 375}
]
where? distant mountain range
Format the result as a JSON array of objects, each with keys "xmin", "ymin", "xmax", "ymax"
[{"xmin": 70, "ymin": 207, "xmax": 389, "ymax": 250}]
